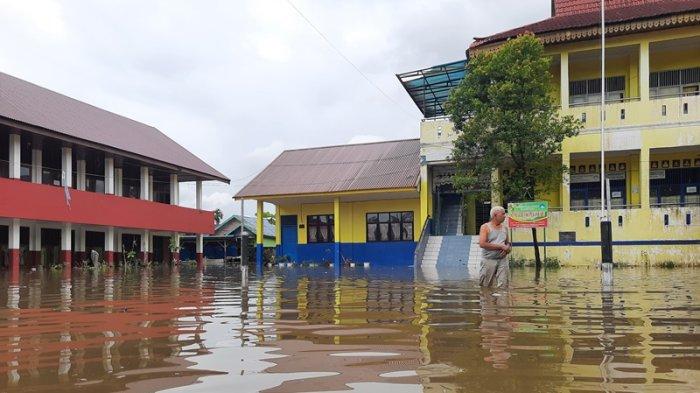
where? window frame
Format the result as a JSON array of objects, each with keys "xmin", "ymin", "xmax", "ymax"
[
  {"xmin": 366, "ymin": 211, "xmax": 414, "ymax": 242},
  {"xmin": 307, "ymin": 214, "xmax": 334, "ymax": 243}
]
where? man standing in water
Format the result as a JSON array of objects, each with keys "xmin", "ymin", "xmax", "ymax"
[{"xmin": 479, "ymin": 206, "xmax": 511, "ymax": 288}]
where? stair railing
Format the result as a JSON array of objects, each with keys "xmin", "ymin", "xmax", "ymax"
[{"xmin": 414, "ymin": 216, "xmax": 432, "ymax": 266}]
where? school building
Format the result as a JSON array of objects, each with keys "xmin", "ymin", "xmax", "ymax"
[
  {"xmin": 239, "ymin": 0, "xmax": 699, "ymax": 268},
  {"xmin": 0, "ymin": 71, "xmax": 228, "ymax": 270}
]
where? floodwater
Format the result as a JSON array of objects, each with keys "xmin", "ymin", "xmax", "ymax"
[{"xmin": 0, "ymin": 264, "xmax": 698, "ymax": 393}]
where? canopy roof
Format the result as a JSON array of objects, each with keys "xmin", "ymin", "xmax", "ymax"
[{"xmin": 396, "ymin": 60, "xmax": 467, "ymax": 118}]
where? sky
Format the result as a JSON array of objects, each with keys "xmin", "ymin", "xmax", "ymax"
[{"xmin": 0, "ymin": 0, "xmax": 550, "ymax": 218}]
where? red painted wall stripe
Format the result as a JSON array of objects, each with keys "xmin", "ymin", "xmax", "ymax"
[{"xmin": 0, "ymin": 177, "xmax": 214, "ymax": 234}]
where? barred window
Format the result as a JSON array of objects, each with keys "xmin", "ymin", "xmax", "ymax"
[
  {"xmin": 307, "ymin": 214, "xmax": 334, "ymax": 243},
  {"xmin": 650, "ymin": 167, "xmax": 700, "ymax": 207},
  {"xmin": 366, "ymin": 212, "xmax": 414, "ymax": 242},
  {"xmin": 650, "ymin": 67, "xmax": 700, "ymax": 98},
  {"xmin": 570, "ymin": 76, "xmax": 625, "ymax": 105}
]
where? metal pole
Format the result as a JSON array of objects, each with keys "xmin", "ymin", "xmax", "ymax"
[{"xmin": 600, "ymin": 0, "xmax": 613, "ymax": 264}]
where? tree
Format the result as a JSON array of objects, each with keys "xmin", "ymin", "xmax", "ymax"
[
  {"xmin": 445, "ymin": 34, "xmax": 581, "ymax": 270},
  {"xmin": 214, "ymin": 208, "xmax": 224, "ymax": 226},
  {"xmin": 262, "ymin": 211, "xmax": 276, "ymax": 225}
]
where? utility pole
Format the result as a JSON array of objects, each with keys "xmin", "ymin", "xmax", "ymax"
[{"xmin": 600, "ymin": 0, "xmax": 613, "ymax": 264}]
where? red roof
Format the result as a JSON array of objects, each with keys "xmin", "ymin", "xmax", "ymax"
[
  {"xmin": 470, "ymin": 0, "xmax": 700, "ymax": 49},
  {"xmin": 553, "ymin": 0, "xmax": 664, "ymax": 17},
  {"xmin": 235, "ymin": 139, "xmax": 420, "ymax": 198},
  {"xmin": 0, "ymin": 71, "xmax": 228, "ymax": 182}
]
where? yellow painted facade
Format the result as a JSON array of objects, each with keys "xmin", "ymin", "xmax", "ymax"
[
  {"xmin": 417, "ymin": 24, "xmax": 700, "ymax": 266},
  {"xmin": 278, "ymin": 198, "xmax": 421, "ymax": 245}
]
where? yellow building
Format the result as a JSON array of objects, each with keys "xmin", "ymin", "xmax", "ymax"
[
  {"xmin": 241, "ymin": 0, "xmax": 699, "ymax": 268},
  {"xmin": 400, "ymin": 0, "xmax": 699, "ymax": 266}
]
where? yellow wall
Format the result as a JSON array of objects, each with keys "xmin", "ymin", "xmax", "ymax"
[{"xmin": 279, "ymin": 198, "xmax": 421, "ymax": 244}]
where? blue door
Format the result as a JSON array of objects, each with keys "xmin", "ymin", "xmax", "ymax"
[{"xmin": 280, "ymin": 215, "xmax": 298, "ymax": 262}]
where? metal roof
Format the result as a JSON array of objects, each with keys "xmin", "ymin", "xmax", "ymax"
[
  {"xmin": 215, "ymin": 214, "xmax": 276, "ymax": 238},
  {"xmin": 470, "ymin": 0, "xmax": 700, "ymax": 49},
  {"xmin": 235, "ymin": 138, "xmax": 420, "ymax": 198},
  {"xmin": 0, "ymin": 71, "xmax": 229, "ymax": 182},
  {"xmin": 396, "ymin": 60, "xmax": 467, "ymax": 118}
]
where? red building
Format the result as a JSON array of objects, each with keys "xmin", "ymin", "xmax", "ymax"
[{"xmin": 0, "ymin": 72, "xmax": 229, "ymax": 269}]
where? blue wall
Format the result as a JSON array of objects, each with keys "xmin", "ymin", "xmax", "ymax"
[{"xmin": 280, "ymin": 241, "xmax": 415, "ymax": 267}]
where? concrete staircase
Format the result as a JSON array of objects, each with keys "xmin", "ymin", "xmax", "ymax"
[{"xmin": 417, "ymin": 235, "xmax": 481, "ymax": 271}]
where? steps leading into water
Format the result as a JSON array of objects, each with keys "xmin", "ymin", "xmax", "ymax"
[{"xmin": 417, "ymin": 235, "xmax": 481, "ymax": 270}]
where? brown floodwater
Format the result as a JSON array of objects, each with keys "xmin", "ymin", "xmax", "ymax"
[{"xmin": 0, "ymin": 263, "xmax": 698, "ymax": 392}]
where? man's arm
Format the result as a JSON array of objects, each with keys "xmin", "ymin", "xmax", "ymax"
[{"xmin": 479, "ymin": 224, "xmax": 508, "ymax": 251}]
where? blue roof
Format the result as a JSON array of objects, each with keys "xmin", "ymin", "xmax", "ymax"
[{"xmin": 397, "ymin": 59, "xmax": 467, "ymax": 118}]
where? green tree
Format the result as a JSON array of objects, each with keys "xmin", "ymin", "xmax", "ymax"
[
  {"xmin": 445, "ymin": 34, "xmax": 581, "ymax": 270},
  {"xmin": 262, "ymin": 211, "xmax": 276, "ymax": 225},
  {"xmin": 214, "ymin": 208, "xmax": 224, "ymax": 226}
]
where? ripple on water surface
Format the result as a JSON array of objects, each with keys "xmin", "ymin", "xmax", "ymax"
[{"xmin": 0, "ymin": 264, "xmax": 698, "ymax": 392}]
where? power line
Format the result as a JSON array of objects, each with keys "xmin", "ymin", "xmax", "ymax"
[{"xmin": 285, "ymin": 0, "xmax": 418, "ymax": 121}]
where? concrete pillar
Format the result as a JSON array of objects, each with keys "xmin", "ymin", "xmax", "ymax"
[
  {"xmin": 76, "ymin": 160, "xmax": 86, "ymax": 191},
  {"xmin": 75, "ymin": 227, "xmax": 86, "ymax": 265},
  {"xmin": 171, "ymin": 233, "xmax": 181, "ymax": 262},
  {"xmin": 561, "ymin": 153, "xmax": 571, "ymax": 212},
  {"xmin": 560, "ymin": 52, "xmax": 569, "ymax": 109},
  {"xmin": 170, "ymin": 174, "xmax": 179, "ymax": 205},
  {"xmin": 104, "ymin": 157, "xmax": 114, "ymax": 194},
  {"xmin": 419, "ymin": 165, "xmax": 430, "ymax": 229},
  {"xmin": 333, "ymin": 197, "xmax": 341, "ymax": 269},
  {"xmin": 114, "ymin": 168, "xmax": 123, "ymax": 196},
  {"xmin": 640, "ymin": 147, "xmax": 650, "ymax": 209},
  {"xmin": 140, "ymin": 230, "xmax": 150, "ymax": 263},
  {"xmin": 29, "ymin": 223, "xmax": 41, "ymax": 267},
  {"xmin": 9, "ymin": 133, "xmax": 20, "ymax": 179},
  {"xmin": 140, "ymin": 166, "xmax": 149, "ymax": 200},
  {"xmin": 31, "ymin": 148, "xmax": 42, "ymax": 184},
  {"xmin": 8, "ymin": 218, "xmax": 20, "ymax": 270},
  {"xmin": 274, "ymin": 205, "xmax": 281, "ymax": 256},
  {"xmin": 639, "ymin": 40, "xmax": 650, "ymax": 102},
  {"xmin": 61, "ymin": 222, "xmax": 72, "ymax": 268},
  {"xmin": 195, "ymin": 180, "xmax": 202, "ymax": 209},
  {"xmin": 105, "ymin": 227, "xmax": 115, "ymax": 266},
  {"xmin": 61, "ymin": 147, "xmax": 72, "ymax": 188},
  {"xmin": 256, "ymin": 200, "xmax": 264, "ymax": 269},
  {"xmin": 148, "ymin": 174, "xmax": 154, "ymax": 201},
  {"xmin": 196, "ymin": 234, "xmax": 204, "ymax": 267}
]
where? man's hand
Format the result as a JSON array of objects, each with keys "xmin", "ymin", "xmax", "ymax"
[{"xmin": 498, "ymin": 244, "xmax": 512, "ymax": 257}]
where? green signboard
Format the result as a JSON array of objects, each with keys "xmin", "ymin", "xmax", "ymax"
[{"xmin": 507, "ymin": 201, "xmax": 549, "ymax": 228}]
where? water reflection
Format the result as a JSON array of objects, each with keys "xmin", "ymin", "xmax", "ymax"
[{"xmin": 0, "ymin": 265, "xmax": 697, "ymax": 392}]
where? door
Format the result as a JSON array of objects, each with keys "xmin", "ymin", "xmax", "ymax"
[{"xmin": 280, "ymin": 215, "xmax": 298, "ymax": 262}]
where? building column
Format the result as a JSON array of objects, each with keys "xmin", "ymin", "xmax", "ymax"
[
  {"xmin": 561, "ymin": 152, "xmax": 571, "ymax": 212},
  {"xmin": 560, "ymin": 52, "xmax": 569, "ymax": 109},
  {"xmin": 140, "ymin": 166, "xmax": 149, "ymax": 200},
  {"xmin": 171, "ymin": 233, "xmax": 180, "ymax": 262},
  {"xmin": 31, "ymin": 148, "xmax": 42, "ymax": 184},
  {"xmin": 639, "ymin": 40, "xmax": 650, "ymax": 102},
  {"xmin": 104, "ymin": 157, "xmax": 114, "ymax": 195},
  {"xmin": 274, "ymin": 205, "xmax": 281, "ymax": 257},
  {"xmin": 76, "ymin": 159, "xmax": 86, "ymax": 191},
  {"xmin": 140, "ymin": 230, "xmax": 150, "ymax": 263},
  {"xmin": 114, "ymin": 168, "xmax": 123, "ymax": 196},
  {"xmin": 9, "ymin": 133, "xmax": 21, "ymax": 179},
  {"xmin": 169, "ymin": 174, "xmax": 179, "ymax": 205},
  {"xmin": 29, "ymin": 223, "xmax": 41, "ymax": 267},
  {"xmin": 61, "ymin": 222, "xmax": 72, "ymax": 268},
  {"xmin": 75, "ymin": 227, "xmax": 86, "ymax": 265},
  {"xmin": 61, "ymin": 147, "xmax": 72, "ymax": 188},
  {"xmin": 640, "ymin": 147, "xmax": 650, "ymax": 209},
  {"xmin": 256, "ymin": 200, "xmax": 264, "ymax": 269},
  {"xmin": 104, "ymin": 227, "xmax": 115, "ymax": 266},
  {"xmin": 196, "ymin": 179, "xmax": 204, "ymax": 266},
  {"xmin": 419, "ymin": 165, "xmax": 430, "ymax": 229},
  {"xmin": 333, "ymin": 197, "xmax": 341, "ymax": 271},
  {"xmin": 8, "ymin": 219, "xmax": 20, "ymax": 270}
]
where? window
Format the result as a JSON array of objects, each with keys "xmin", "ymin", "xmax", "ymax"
[
  {"xmin": 650, "ymin": 67, "xmax": 700, "ymax": 98},
  {"xmin": 570, "ymin": 76, "xmax": 625, "ymax": 106},
  {"xmin": 307, "ymin": 214, "xmax": 334, "ymax": 243},
  {"xmin": 570, "ymin": 177, "xmax": 626, "ymax": 210},
  {"xmin": 650, "ymin": 167, "xmax": 699, "ymax": 207},
  {"xmin": 366, "ymin": 211, "xmax": 414, "ymax": 242}
]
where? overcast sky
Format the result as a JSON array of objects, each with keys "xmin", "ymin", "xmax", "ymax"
[{"xmin": 0, "ymin": 0, "xmax": 549, "ymax": 217}]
